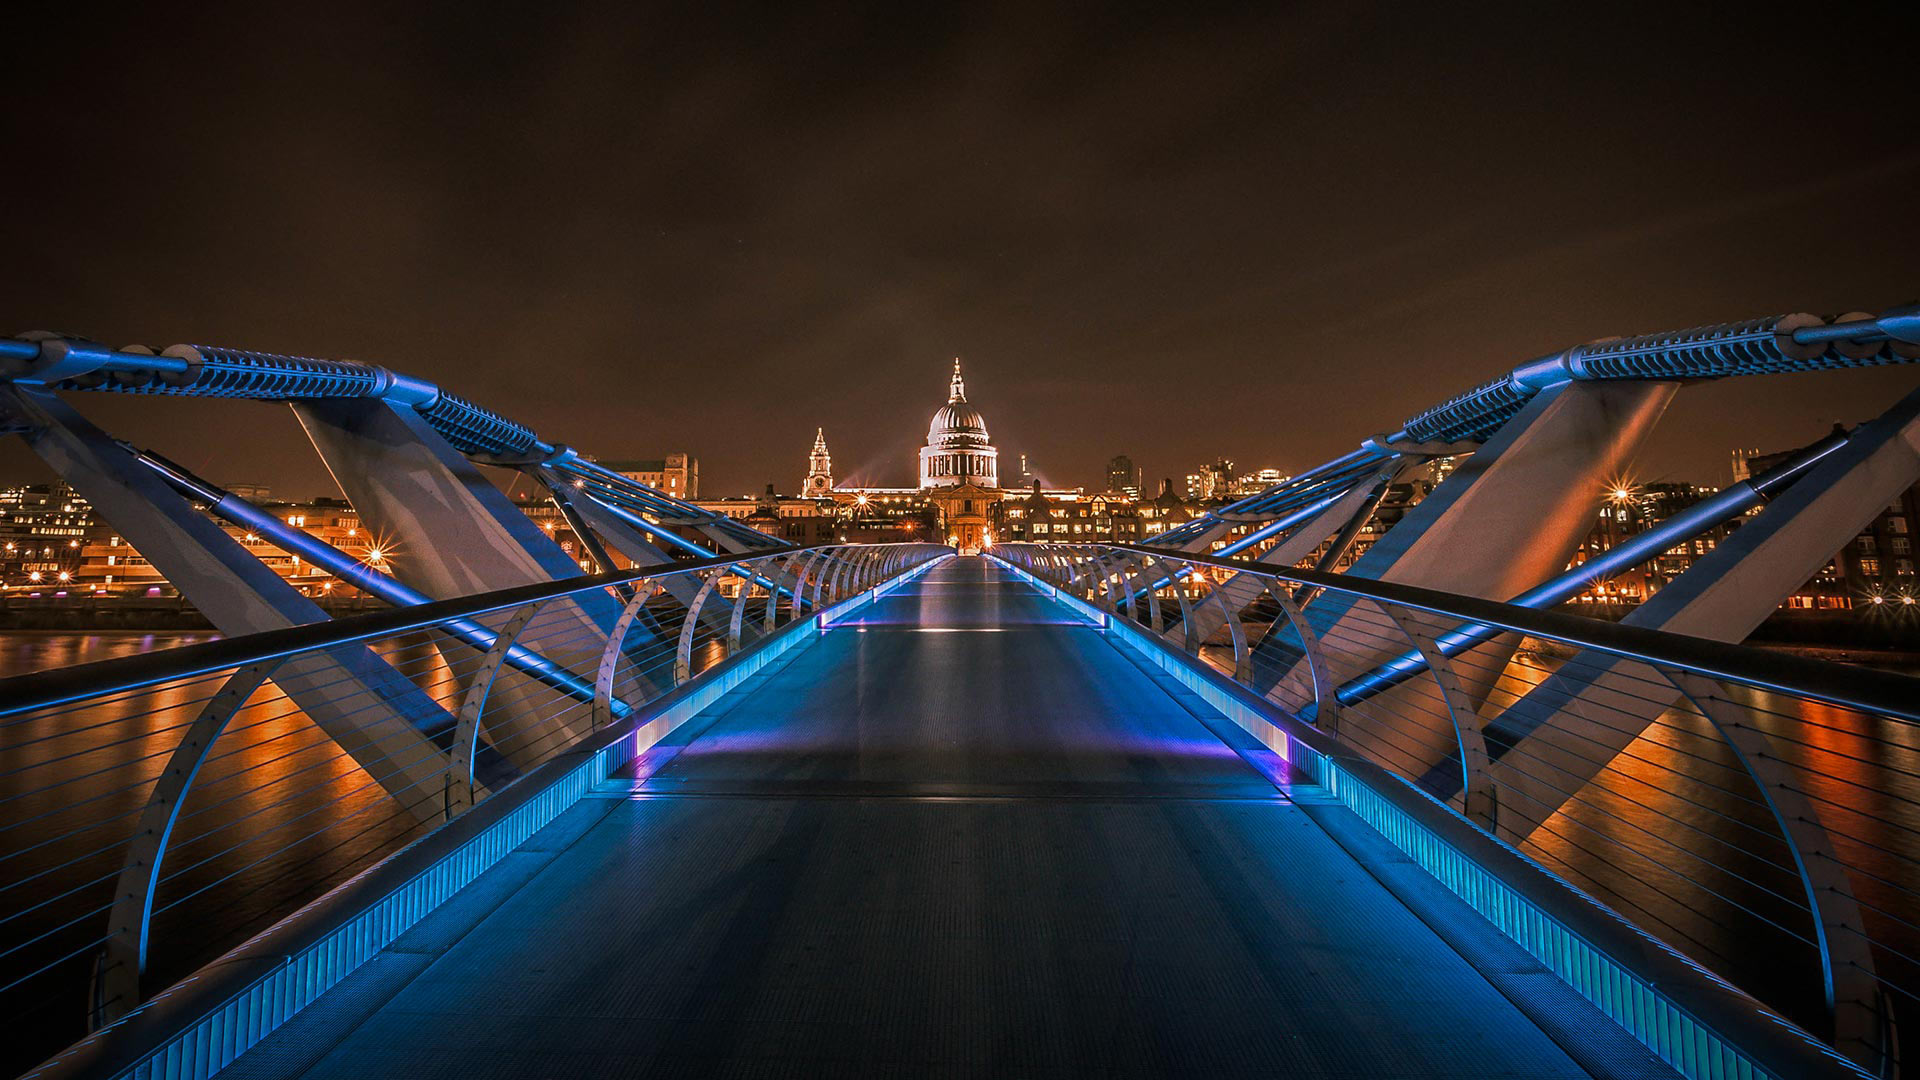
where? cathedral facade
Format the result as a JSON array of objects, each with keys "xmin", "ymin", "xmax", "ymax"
[
  {"xmin": 919, "ymin": 360, "xmax": 999, "ymax": 489},
  {"xmin": 705, "ymin": 359, "xmax": 1172, "ymax": 554},
  {"xmin": 792, "ymin": 359, "xmax": 1085, "ymax": 551}
]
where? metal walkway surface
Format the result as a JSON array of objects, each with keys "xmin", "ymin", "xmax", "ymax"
[{"xmin": 211, "ymin": 559, "xmax": 1674, "ymax": 1079}]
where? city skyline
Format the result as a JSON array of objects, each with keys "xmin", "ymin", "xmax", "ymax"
[{"xmin": 0, "ymin": 351, "xmax": 1826, "ymax": 503}]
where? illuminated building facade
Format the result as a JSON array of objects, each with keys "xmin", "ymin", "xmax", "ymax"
[
  {"xmin": 600, "ymin": 453, "xmax": 699, "ymax": 499},
  {"xmin": 0, "ymin": 483, "xmax": 101, "ymax": 590},
  {"xmin": 1740, "ymin": 443, "xmax": 1919, "ymax": 611},
  {"xmin": 803, "ymin": 429, "xmax": 833, "ymax": 497}
]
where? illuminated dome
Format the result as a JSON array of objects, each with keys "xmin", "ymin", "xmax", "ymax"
[
  {"xmin": 919, "ymin": 359, "xmax": 998, "ymax": 489},
  {"xmin": 928, "ymin": 401, "xmax": 989, "ymax": 442}
]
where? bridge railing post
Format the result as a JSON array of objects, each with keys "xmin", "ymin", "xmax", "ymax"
[
  {"xmin": 1656, "ymin": 668, "xmax": 1891, "ymax": 1071},
  {"xmin": 810, "ymin": 550, "xmax": 836, "ymax": 610},
  {"xmin": 1154, "ymin": 557, "xmax": 1202, "ymax": 656},
  {"xmin": 94, "ymin": 660, "xmax": 285, "ymax": 1029},
  {"xmin": 675, "ymin": 571, "xmax": 729, "ymax": 684},
  {"xmin": 595, "ymin": 577, "xmax": 659, "ymax": 727},
  {"xmin": 727, "ymin": 559, "xmax": 767, "ymax": 653},
  {"xmin": 447, "ymin": 599, "xmax": 551, "ymax": 819},
  {"xmin": 764, "ymin": 550, "xmax": 810, "ymax": 633},
  {"xmin": 1376, "ymin": 602, "xmax": 1497, "ymax": 830}
]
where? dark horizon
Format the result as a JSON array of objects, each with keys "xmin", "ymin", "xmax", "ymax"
[{"xmin": 2, "ymin": 5, "xmax": 1915, "ymax": 499}]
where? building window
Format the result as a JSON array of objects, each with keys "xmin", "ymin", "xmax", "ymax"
[{"xmin": 1860, "ymin": 557, "xmax": 1882, "ymax": 576}]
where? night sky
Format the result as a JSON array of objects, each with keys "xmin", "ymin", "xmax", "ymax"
[{"xmin": 2, "ymin": 4, "xmax": 1915, "ymax": 499}]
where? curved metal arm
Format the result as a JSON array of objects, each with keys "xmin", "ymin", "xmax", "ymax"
[
  {"xmin": 842, "ymin": 549, "xmax": 873, "ymax": 596},
  {"xmin": 1140, "ymin": 558, "xmax": 1165, "ymax": 632},
  {"xmin": 818, "ymin": 552, "xmax": 846, "ymax": 607},
  {"xmin": 1035, "ymin": 548, "xmax": 1063, "ymax": 587},
  {"xmin": 810, "ymin": 550, "xmax": 836, "ymax": 609},
  {"xmin": 594, "ymin": 578, "xmax": 657, "ymax": 728},
  {"xmin": 1071, "ymin": 547, "xmax": 1101, "ymax": 598},
  {"xmin": 729, "ymin": 557, "xmax": 774, "ymax": 651},
  {"xmin": 446, "ymin": 600, "xmax": 548, "ymax": 819},
  {"xmin": 1259, "ymin": 582, "xmax": 1342, "ymax": 738},
  {"xmin": 840, "ymin": 548, "xmax": 871, "ymax": 598},
  {"xmin": 1144, "ymin": 555, "xmax": 1199, "ymax": 654},
  {"xmin": 1378, "ymin": 602, "xmax": 1496, "ymax": 829},
  {"xmin": 676, "ymin": 570, "xmax": 728, "ymax": 683},
  {"xmin": 1660, "ymin": 668, "xmax": 1888, "ymax": 1069},
  {"xmin": 1088, "ymin": 551, "xmax": 1121, "ymax": 611},
  {"xmin": 1219, "ymin": 581, "xmax": 1251, "ymax": 683},
  {"xmin": 98, "ymin": 660, "xmax": 285, "ymax": 1027},
  {"xmin": 764, "ymin": 549, "xmax": 811, "ymax": 633},
  {"xmin": 1110, "ymin": 555, "xmax": 1142, "ymax": 620},
  {"xmin": 1047, "ymin": 549, "xmax": 1073, "ymax": 591},
  {"xmin": 791, "ymin": 549, "xmax": 826, "ymax": 620},
  {"xmin": 1058, "ymin": 549, "xmax": 1081, "ymax": 592},
  {"xmin": 1080, "ymin": 547, "xmax": 1105, "ymax": 601}
]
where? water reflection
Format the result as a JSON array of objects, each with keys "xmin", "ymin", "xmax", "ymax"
[
  {"xmin": 1208, "ymin": 628, "xmax": 1916, "ymax": 1043},
  {"xmin": 0, "ymin": 633, "xmax": 431, "ymax": 1076},
  {"xmin": 1480, "ymin": 649, "xmax": 1916, "ymax": 1039}
]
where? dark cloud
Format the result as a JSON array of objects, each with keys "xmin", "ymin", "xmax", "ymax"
[{"xmin": 1, "ymin": 3, "xmax": 1915, "ymax": 498}]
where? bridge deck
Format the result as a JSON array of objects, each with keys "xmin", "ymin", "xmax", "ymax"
[{"xmin": 217, "ymin": 560, "xmax": 1669, "ymax": 1079}]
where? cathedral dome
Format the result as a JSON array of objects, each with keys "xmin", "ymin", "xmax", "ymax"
[
  {"xmin": 928, "ymin": 401, "xmax": 989, "ymax": 443},
  {"xmin": 926, "ymin": 358, "xmax": 989, "ymax": 443},
  {"xmin": 919, "ymin": 358, "xmax": 998, "ymax": 489}
]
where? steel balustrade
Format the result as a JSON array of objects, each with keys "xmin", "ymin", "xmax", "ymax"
[
  {"xmin": 446, "ymin": 599, "xmax": 551, "ymax": 818},
  {"xmin": 0, "ymin": 543, "xmax": 945, "ymax": 1067},
  {"xmin": 993, "ymin": 540, "xmax": 1919, "ymax": 1075}
]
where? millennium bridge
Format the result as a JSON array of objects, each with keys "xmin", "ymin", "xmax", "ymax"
[{"xmin": 0, "ymin": 306, "xmax": 1917, "ymax": 1079}]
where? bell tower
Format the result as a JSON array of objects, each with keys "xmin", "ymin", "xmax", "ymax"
[{"xmin": 803, "ymin": 427, "xmax": 834, "ymax": 496}]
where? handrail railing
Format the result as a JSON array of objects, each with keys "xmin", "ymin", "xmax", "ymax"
[
  {"xmin": 0, "ymin": 542, "xmax": 947, "ymax": 1077},
  {"xmin": 1107, "ymin": 543, "xmax": 1920, "ymax": 724},
  {"xmin": 996, "ymin": 540, "xmax": 1917, "ymax": 1076},
  {"xmin": 0, "ymin": 547, "xmax": 805, "ymax": 720}
]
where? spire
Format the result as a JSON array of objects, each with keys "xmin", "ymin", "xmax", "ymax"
[
  {"xmin": 805, "ymin": 426, "xmax": 833, "ymax": 495},
  {"xmin": 948, "ymin": 357, "xmax": 966, "ymax": 403}
]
